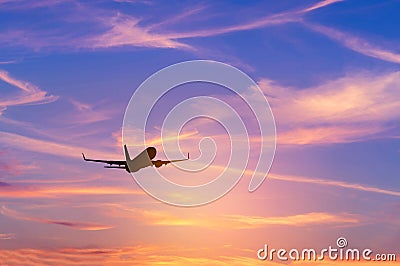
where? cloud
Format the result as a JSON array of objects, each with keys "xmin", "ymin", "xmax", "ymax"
[
  {"xmin": 84, "ymin": 13, "xmax": 192, "ymax": 50},
  {"xmin": 0, "ymin": 181, "xmax": 11, "ymax": 187},
  {"xmin": 307, "ymin": 23, "xmax": 400, "ymax": 64},
  {"xmin": 0, "ymin": 246, "xmax": 279, "ymax": 266},
  {"xmin": 0, "ymin": 246, "xmax": 397, "ymax": 266},
  {"xmin": 0, "ymin": 69, "xmax": 58, "ymax": 114},
  {"xmin": 0, "ymin": 0, "xmax": 70, "ymax": 9},
  {"xmin": 0, "ymin": 0, "xmax": 341, "ymax": 52},
  {"xmin": 260, "ymin": 70, "xmax": 400, "ymax": 144},
  {"xmin": 148, "ymin": 5, "xmax": 207, "ymax": 30},
  {"xmin": 269, "ymin": 173, "xmax": 400, "ymax": 197},
  {"xmin": 0, "ymin": 183, "xmax": 144, "ymax": 199},
  {"xmin": 66, "ymin": 98, "xmax": 115, "ymax": 125},
  {"xmin": 303, "ymin": 0, "xmax": 343, "ymax": 12},
  {"xmin": 0, "ymin": 150, "xmax": 39, "ymax": 176},
  {"xmin": 222, "ymin": 212, "xmax": 359, "ymax": 229},
  {"xmin": 147, "ymin": 0, "xmax": 341, "ymax": 41},
  {"xmin": 1, "ymin": 206, "xmax": 113, "ymax": 231},
  {"xmin": 0, "ymin": 131, "xmax": 120, "ymax": 159},
  {"xmin": 0, "ymin": 233, "xmax": 14, "ymax": 240},
  {"xmin": 276, "ymin": 125, "xmax": 385, "ymax": 145},
  {"xmin": 205, "ymin": 164, "xmax": 400, "ymax": 198},
  {"xmin": 0, "ymin": 60, "xmax": 18, "ymax": 64},
  {"xmin": 106, "ymin": 203, "xmax": 359, "ymax": 229}
]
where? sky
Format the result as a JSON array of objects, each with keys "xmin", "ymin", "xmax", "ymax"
[{"xmin": 0, "ymin": 0, "xmax": 399, "ymax": 265}]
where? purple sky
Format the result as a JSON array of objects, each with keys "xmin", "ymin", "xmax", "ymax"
[{"xmin": 0, "ymin": 0, "xmax": 399, "ymax": 264}]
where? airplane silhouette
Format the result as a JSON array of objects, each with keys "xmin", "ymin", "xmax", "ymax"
[{"xmin": 82, "ymin": 144, "xmax": 189, "ymax": 173}]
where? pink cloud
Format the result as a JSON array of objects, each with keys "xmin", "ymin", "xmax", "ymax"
[
  {"xmin": 0, "ymin": 183, "xmax": 144, "ymax": 199},
  {"xmin": 1, "ymin": 0, "xmax": 341, "ymax": 51},
  {"xmin": 105, "ymin": 203, "xmax": 360, "ymax": 229},
  {"xmin": 0, "ymin": 69, "xmax": 58, "ymax": 114},
  {"xmin": 204, "ymin": 163, "xmax": 400, "ymax": 197},
  {"xmin": 141, "ymin": 0, "xmax": 341, "ymax": 42},
  {"xmin": 85, "ymin": 13, "xmax": 192, "ymax": 50},
  {"xmin": 0, "ymin": 150, "xmax": 38, "ymax": 176},
  {"xmin": 0, "ymin": 131, "xmax": 120, "ymax": 159},
  {"xmin": 260, "ymin": 71, "xmax": 400, "ymax": 144},
  {"xmin": 303, "ymin": 0, "xmax": 343, "ymax": 12},
  {"xmin": 0, "ymin": 246, "xmax": 397, "ymax": 266},
  {"xmin": 65, "ymin": 98, "xmax": 116, "ymax": 125},
  {"xmin": 269, "ymin": 173, "xmax": 400, "ymax": 197},
  {"xmin": 0, "ymin": 233, "xmax": 14, "ymax": 240},
  {"xmin": 307, "ymin": 23, "xmax": 400, "ymax": 64}
]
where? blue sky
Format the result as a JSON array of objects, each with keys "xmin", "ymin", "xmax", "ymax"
[{"xmin": 0, "ymin": 0, "xmax": 399, "ymax": 265}]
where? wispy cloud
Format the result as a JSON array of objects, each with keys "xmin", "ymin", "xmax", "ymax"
[
  {"xmin": 0, "ymin": 69, "xmax": 58, "ymax": 114},
  {"xmin": 260, "ymin": 70, "xmax": 400, "ymax": 144},
  {"xmin": 0, "ymin": 0, "xmax": 70, "ymax": 9},
  {"xmin": 276, "ymin": 125, "xmax": 385, "ymax": 145},
  {"xmin": 222, "ymin": 212, "xmax": 359, "ymax": 229},
  {"xmin": 0, "ymin": 59, "xmax": 18, "ymax": 64},
  {"xmin": 85, "ymin": 13, "xmax": 192, "ymax": 50},
  {"xmin": 66, "ymin": 98, "xmax": 116, "ymax": 125},
  {"xmin": 0, "ymin": 158, "xmax": 38, "ymax": 176},
  {"xmin": 0, "ymin": 246, "xmax": 397, "ymax": 266},
  {"xmin": 0, "ymin": 0, "xmax": 341, "ymax": 51},
  {"xmin": 0, "ymin": 233, "xmax": 14, "ymax": 240},
  {"xmin": 269, "ymin": 173, "xmax": 400, "ymax": 197},
  {"xmin": 106, "ymin": 203, "xmax": 359, "ymax": 229},
  {"xmin": 307, "ymin": 23, "xmax": 400, "ymax": 64},
  {"xmin": 206, "ymin": 164, "xmax": 400, "ymax": 197},
  {"xmin": 303, "ymin": 0, "xmax": 343, "ymax": 12},
  {"xmin": 0, "ymin": 245, "xmax": 280, "ymax": 266},
  {"xmin": 0, "ymin": 183, "xmax": 144, "ymax": 199},
  {"xmin": 0, "ymin": 131, "xmax": 120, "ymax": 159},
  {"xmin": 148, "ymin": 0, "xmax": 341, "ymax": 40},
  {"xmin": 1, "ymin": 205, "xmax": 113, "ymax": 231}
]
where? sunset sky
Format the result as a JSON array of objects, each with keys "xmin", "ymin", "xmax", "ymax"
[{"xmin": 0, "ymin": 0, "xmax": 399, "ymax": 265}]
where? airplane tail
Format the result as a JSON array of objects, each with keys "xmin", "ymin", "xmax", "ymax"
[{"xmin": 124, "ymin": 144, "xmax": 131, "ymax": 161}]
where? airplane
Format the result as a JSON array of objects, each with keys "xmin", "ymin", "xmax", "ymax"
[{"xmin": 82, "ymin": 144, "xmax": 189, "ymax": 173}]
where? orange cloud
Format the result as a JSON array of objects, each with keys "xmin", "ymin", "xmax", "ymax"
[
  {"xmin": 0, "ymin": 245, "xmax": 395, "ymax": 265},
  {"xmin": 222, "ymin": 212, "xmax": 359, "ymax": 229},
  {"xmin": 105, "ymin": 203, "xmax": 359, "ymax": 229},
  {"xmin": 260, "ymin": 70, "xmax": 400, "ymax": 144},
  {"xmin": 1, "ymin": 205, "xmax": 113, "ymax": 231},
  {"xmin": 276, "ymin": 125, "xmax": 385, "ymax": 145},
  {"xmin": 0, "ymin": 233, "xmax": 14, "ymax": 240},
  {"xmin": 0, "ymin": 246, "xmax": 273, "ymax": 266}
]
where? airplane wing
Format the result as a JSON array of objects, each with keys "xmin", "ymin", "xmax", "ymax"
[
  {"xmin": 152, "ymin": 153, "xmax": 189, "ymax": 168},
  {"xmin": 82, "ymin": 153, "xmax": 126, "ymax": 167},
  {"xmin": 169, "ymin": 153, "xmax": 190, "ymax": 163}
]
